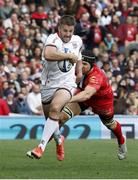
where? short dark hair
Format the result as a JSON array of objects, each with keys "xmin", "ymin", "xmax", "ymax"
[{"xmin": 58, "ymin": 15, "xmax": 76, "ymax": 27}]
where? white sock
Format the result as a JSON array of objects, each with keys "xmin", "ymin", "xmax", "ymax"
[
  {"xmin": 39, "ymin": 117, "xmax": 59, "ymax": 151},
  {"xmin": 53, "ymin": 127, "xmax": 62, "ymax": 145}
]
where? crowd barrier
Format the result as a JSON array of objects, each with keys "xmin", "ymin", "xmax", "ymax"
[{"xmin": 0, "ymin": 115, "xmax": 138, "ymax": 139}]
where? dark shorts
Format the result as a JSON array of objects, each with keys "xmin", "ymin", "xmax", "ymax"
[{"xmin": 79, "ymin": 102, "xmax": 114, "ymax": 125}]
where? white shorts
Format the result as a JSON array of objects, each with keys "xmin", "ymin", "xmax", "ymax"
[{"xmin": 41, "ymin": 84, "xmax": 77, "ymax": 104}]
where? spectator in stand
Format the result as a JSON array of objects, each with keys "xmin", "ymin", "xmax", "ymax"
[
  {"xmin": 127, "ymin": 105, "xmax": 138, "ymax": 115},
  {"xmin": 20, "ymin": 27, "xmax": 31, "ymax": 44},
  {"xmin": 110, "ymin": 0, "xmax": 119, "ymax": 11},
  {"xmin": 89, "ymin": 2, "xmax": 101, "ymax": 21},
  {"xmin": 109, "ymin": 42, "xmax": 120, "ymax": 59},
  {"xmin": 47, "ymin": 9, "xmax": 60, "ymax": 33},
  {"xmin": 75, "ymin": 0, "xmax": 88, "ymax": 21},
  {"xmin": 75, "ymin": 12, "xmax": 91, "ymax": 48},
  {"xmin": 24, "ymin": 38, "xmax": 34, "ymax": 60},
  {"xmin": 107, "ymin": 15, "xmax": 126, "ymax": 52},
  {"xmin": 119, "ymin": 0, "xmax": 132, "ymax": 23},
  {"xmin": 134, "ymin": 67, "xmax": 138, "ymax": 83},
  {"xmin": 31, "ymin": 5, "xmax": 48, "ymax": 26},
  {"xmin": 19, "ymin": 70, "xmax": 34, "ymax": 92},
  {"xmin": 20, "ymin": 84, "xmax": 29, "ymax": 97},
  {"xmin": 10, "ymin": 37, "xmax": 20, "ymax": 53},
  {"xmin": 114, "ymin": 86, "xmax": 127, "ymax": 114},
  {"xmin": 28, "ymin": 2, "xmax": 36, "ymax": 14},
  {"xmin": 117, "ymin": 52, "xmax": 127, "ymax": 75},
  {"xmin": 26, "ymin": 83, "xmax": 43, "ymax": 115},
  {"xmin": 123, "ymin": 16, "xmax": 138, "ymax": 47},
  {"xmin": 86, "ymin": 17, "xmax": 105, "ymax": 50},
  {"xmin": 33, "ymin": 46, "xmax": 42, "ymax": 62},
  {"xmin": 3, "ymin": 12, "xmax": 19, "ymax": 29},
  {"xmin": 65, "ymin": 0, "xmax": 80, "ymax": 16},
  {"xmin": 0, "ymin": 61, "xmax": 10, "ymax": 82},
  {"xmin": 55, "ymin": 6, "xmax": 61, "ymax": 19},
  {"xmin": 0, "ymin": 0, "xmax": 14, "ymax": 19},
  {"xmin": 99, "ymin": 7, "xmax": 112, "ymax": 27},
  {"xmin": 41, "ymin": 19, "xmax": 51, "ymax": 41},
  {"xmin": 9, "ymin": 72, "xmax": 21, "ymax": 93},
  {"xmin": 0, "ymin": 18, "xmax": 5, "ymax": 39},
  {"xmin": 44, "ymin": 0, "xmax": 60, "ymax": 12},
  {"xmin": 126, "ymin": 59, "xmax": 135, "ymax": 78},
  {"xmin": 2, "ymin": 53, "xmax": 9, "ymax": 65},
  {"xmin": 0, "ymin": 94, "xmax": 10, "ymax": 115},
  {"xmin": 126, "ymin": 91, "xmax": 138, "ymax": 115},
  {"xmin": 102, "ymin": 62, "xmax": 111, "ymax": 76},
  {"xmin": 6, "ymin": 90, "xmax": 18, "ymax": 113},
  {"xmin": 129, "ymin": 6, "xmax": 138, "ymax": 27},
  {"xmin": 104, "ymin": 33, "xmax": 115, "ymax": 52},
  {"xmin": 16, "ymin": 92, "xmax": 32, "ymax": 115},
  {"xmin": 97, "ymin": 52, "xmax": 110, "ymax": 68},
  {"xmin": 111, "ymin": 58, "xmax": 121, "ymax": 77},
  {"xmin": 1, "ymin": 80, "xmax": 10, "ymax": 98}
]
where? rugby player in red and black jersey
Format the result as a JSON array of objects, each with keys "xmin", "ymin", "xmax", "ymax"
[{"xmin": 60, "ymin": 50, "xmax": 127, "ymax": 160}]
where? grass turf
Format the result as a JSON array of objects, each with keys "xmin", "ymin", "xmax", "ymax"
[{"xmin": 0, "ymin": 139, "xmax": 138, "ymax": 179}]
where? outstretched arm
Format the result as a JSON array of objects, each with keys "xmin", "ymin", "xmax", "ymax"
[{"xmin": 70, "ymin": 86, "xmax": 97, "ymax": 103}]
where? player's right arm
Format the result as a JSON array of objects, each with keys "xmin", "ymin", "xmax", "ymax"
[
  {"xmin": 44, "ymin": 46, "xmax": 78, "ymax": 64},
  {"xmin": 43, "ymin": 34, "xmax": 78, "ymax": 63}
]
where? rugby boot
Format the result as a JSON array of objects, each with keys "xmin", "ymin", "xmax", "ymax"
[{"xmin": 56, "ymin": 135, "xmax": 65, "ymax": 161}]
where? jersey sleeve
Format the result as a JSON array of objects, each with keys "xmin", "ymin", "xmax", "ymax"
[
  {"xmin": 45, "ymin": 34, "xmax": 60, "ymax": 49},
  {"xmin": 87, "ymin": 73, "xmax": 103, "ymax": 91}
]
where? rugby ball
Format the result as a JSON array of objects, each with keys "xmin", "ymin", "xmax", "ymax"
[{"xmin": 58, "ymin": 60, "xmax": 73, "ymax": 72}]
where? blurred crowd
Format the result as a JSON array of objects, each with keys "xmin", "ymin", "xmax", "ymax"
[{"xmin": 0, "ymin": 0, "xmax": 138, "ymax": 116}]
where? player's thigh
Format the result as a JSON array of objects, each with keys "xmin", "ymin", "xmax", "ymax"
[{"xmin": 51, "ymin": 89, "xmax": 71, "ymax": 110}]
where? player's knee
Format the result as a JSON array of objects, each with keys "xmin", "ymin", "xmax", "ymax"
[
  {"xmin": 100, "ymin": 115, "xmax": 116, "ymax": 130},
  {"xmin": 50, "ymin": 104, "xmax": 60, "ymax": 113},
  {"xmin": 104, "ymin": 120, "xmax": 116, "ymax": 130},
  {"xmin": 62, "ymin": 106, "xmax": 74, "ymax": 120},
  {"xmin": 49, "ymin": 105, "xmax": 61, "ymax": 121},
  {"xmin": 58, "ymin": 106, "xmax": 74, "ymax": 126}
]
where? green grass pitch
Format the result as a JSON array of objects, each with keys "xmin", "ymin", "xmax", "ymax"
[{"xmin": 0, "ymin": 139, "xmax": 138, "ymax": 179}]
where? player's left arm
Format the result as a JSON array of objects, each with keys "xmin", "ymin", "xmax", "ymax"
[
  {"xmin": 70, "ymin": 85, "xmax": 97, "ymax": 103},
  {"xmin": 70, "ymin": 73, "xmax": 103, "ymax": 103},
  {"xmin": 75, "ymin": 60, "xmax": 82, "ymax": 84},
  {"xmin": 75, "ymin": 38, "xmax": 83, "ymax": 84}
]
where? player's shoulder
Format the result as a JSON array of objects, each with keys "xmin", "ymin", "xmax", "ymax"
[
  {"xmin": 72, "ymin": 35, "xmax": 82, "ymax": 42},
  {"xmin": 91, "ymin": 64, "xmax": 104, "ymax": 76},
  {"xmin": 47, "ymin": 33, "xmax": 57, "ymax": 38},
  {"xmin": 46, "ymin": 33, "xmax": 61, "ymax": 45},
  {"xmin": 47, "ymin": 33, "xmax": 58, "ymax": 40}
]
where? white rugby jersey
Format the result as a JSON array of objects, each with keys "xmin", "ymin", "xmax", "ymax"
[{"xmin": 41, "ymin": 33, "xmax": 82, "ymax": 89}]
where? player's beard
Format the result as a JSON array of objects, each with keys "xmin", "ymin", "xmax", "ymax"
[{"xmin": 62, "ymin": 36, "xmax": 71, "ymax": 43}]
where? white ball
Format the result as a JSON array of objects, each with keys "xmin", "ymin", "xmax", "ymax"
[{"xmin": 58, "ymin": 60, "xmax": 73, "ymax": 72}]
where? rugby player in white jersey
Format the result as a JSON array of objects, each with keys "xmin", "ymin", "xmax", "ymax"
[{"xmin": 26, "ymin": 15, "xmax": 83, "ymax": 160}]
